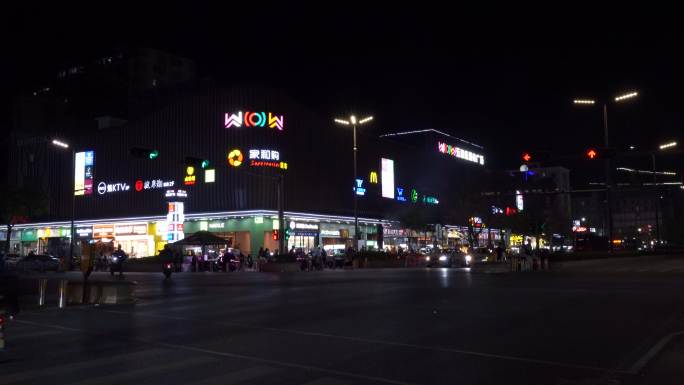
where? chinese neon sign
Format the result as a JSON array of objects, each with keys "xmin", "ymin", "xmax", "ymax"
[
  {"xmin": 228, "ymin": 149, "xmax": 243, "ymax": 167},
  {"xmin": 355, "ymin": 179, "xmax": 366, "ymax": 196},
  {"xmin": 135, "ymin": 179, "xmax": 175, "ymax": 191},
  {"xmin": 249, "ymin": 149, "xmax": 280, "ymax": 161},
  {"xmin": 74, "ymin": 150, "xmax": 94, "ymax": 196},
  {"xmin": 411, "ymin": 189, "xmax": 418, "ymax": 203},
  {"xmin": 437, "ymin": 142, "xmax": 485, "ymax": 166},
  {"xmin": 184, "ymin": 166, "xmax": 196, "ymax": 185},
  {"xmin": 224, "ymin": 111, "xmax": 284, "ymax": 131}
]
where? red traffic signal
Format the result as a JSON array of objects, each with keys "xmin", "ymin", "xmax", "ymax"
[
  {"xmin": 586, "ymin": 148, "xmax": 598, "ymax": 159},
  {"xmin": 272, "ymin": 230, "xmax": 279, "ymax": 240},
  {"xmin": 522, "ymin": 153, "xmax": 532, "ymax": 162}
]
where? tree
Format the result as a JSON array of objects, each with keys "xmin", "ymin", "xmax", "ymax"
[{"xmin": 0, "ymin": 185, "xmax": 49, "ymax": 253}]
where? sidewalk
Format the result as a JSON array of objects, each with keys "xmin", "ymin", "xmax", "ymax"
[{"xmin": 552, "ymin": 254, "xmax": 684, "ymax": 273}]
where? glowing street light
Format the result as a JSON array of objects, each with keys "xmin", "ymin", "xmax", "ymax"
[
  {"xmin": 614, "ymin": 91, "xmax": 638, "ymax": 102},
  {"xmin": 51, "ymin": 139, "xmax": 70, "ymax": 148},
  {"xmin": 659, "ymin": 141, "xmax": 677, "ymax": 150},
  {"xmin": 334, "ymin": 114, "xmax": 374, "ymax": 248},
  {"xmin": 572, "ymin": 89, "xmax": 639, "ymax": 251}
]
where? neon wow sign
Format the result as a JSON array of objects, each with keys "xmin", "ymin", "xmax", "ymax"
[
  {"xmin": 437, "ymin": 142, "xmax": 485, "ymax": 165},
  {"xmin": 225, "ymin": 111, "xmax": 284, "ymax": 130}
]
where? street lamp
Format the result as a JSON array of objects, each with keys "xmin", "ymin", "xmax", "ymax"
[
  {"xmin": 573, "ymin": 90, "xmax": 638, "ymax": 249},
  {"xmin": 51, "ymin": 139, "xmax": 75, "ymax": 264},
  {"xmin": 334, "ymin": 114, "xmax": 374, "ymax": 249},
  {"xmin": 653, "ymin": 141, "xmax": 678, "ymax": 245}
]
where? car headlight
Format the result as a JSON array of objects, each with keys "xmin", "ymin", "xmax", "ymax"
[
  {"xmin": 439, "ymin": 255, "xmax": 447, "ymax": 261},
  {"xmin": 425, "ymin": 256, "xmax": 430, "ymax": 261},
  {"xmin": 465, "ymin": 255, "xmax": 472, "ymax": 262}
]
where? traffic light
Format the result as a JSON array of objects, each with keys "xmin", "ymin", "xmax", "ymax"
[
  {"xmin": 585, "ymin": 147, "xmax": 616, "ymax": 160},
  {"xmin": 520, "ymin": 151, "xmax": 550, "ymax": 163},
  {"xmin": 130, "ymin": 147, "xmax": 159, "ymax": 160},
  {"xmin": 285, "ymin": 228, "xmax": 291, "ymax": 241},
  {"xmin": 272, "ymin": 230, "xmax": 279, "ymax": 241},
  {"xmin": 185, "ymin": 157, "xmax": 210, "ymax": 169}
]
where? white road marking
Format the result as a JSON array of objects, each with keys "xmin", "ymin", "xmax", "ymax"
[{"xmin": 628, "ymin": 330, "xmax": 684, "ymax": 374}]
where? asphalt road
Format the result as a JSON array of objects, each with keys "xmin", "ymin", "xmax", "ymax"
[{"xmin": 2, "ymin": 267, "xmax": 684, "ymax": 385}]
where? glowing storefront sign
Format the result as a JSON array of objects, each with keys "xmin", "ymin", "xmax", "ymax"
[
  {"xmin": 516, "ymin": 190, "xmax": 524, "ymax": 211},
  {"xmin": 289, "ymin": 221, "xmax": 319, "ymax": 230},
  {"xmin": 93, "ymin": 224, "xmax": 115, "ymax": 239},
  {"xmin": 321, "ymin": 229, "xmax": 341, "ymax": 237},
  {"xmin": 249, "ymin": 149, "xmax": 280, "ymax": 161},
  {"xmin": 224, "ymin": 111, "xmax": 284, "ymax": 131},
  {"xmin": 381, "ymin": 158, "xmax": 395, "ymax": 199},
  {"xmin": 167, "ymin": 202, "xmax": 185, "ymax": 242},
  {"xmin": 250, "ymin": 160, "xmax": 288, "ymax": 169},
  {"xmin": 423, "ymin": 196, "xmax": 439, "ymax": 205},
  {"xmin": 184, "ymin": 166, "xmax": 196, "ymax": 185},
  {"xmin": 165, "ymin": 189, "xmax": 188, "ymax": 198},
  {"xmin": 208, "ymin": 222, "xmax": 225, "ymax": 229},
  {"xmin": 75, "ymin": 226, "xmax": 93, "ymax": 238},
  {"xmin": 228, "ymin": 149, "xmax": 243, "ymax": 167},
  {"xmin": 136, "ymin": 179, "xmax": 175, "ymax": 191},
  {"xmin": 205, "ymin": 169, "xmax": 215, "ymax": 183},
  {"xmin": 254, "ymin": 216, "xmax": 264, "ymax": 224},
  {"xmin": 97, "ymin": 181, "xmax": 130, "ymax": 195},
  {"xmin": 396, "ymin": 187, "xmax": 407, "ymax": 202},
  {"xmin": 355, "ymin": 179, "xmax": 366, "ymax": 196},
  {"xmin": 369, "ymin": 171, "xmax": 378, "ymax": 184},
  {"xmin": 437, "ymin": 142, "xmax": 485, "ymax": 166},
  {"xmin": 411, "ymin": 189, "xmax": 418, "ymax": 203},
  {"xmin": 74, "ymin": 150, "xmax": 94, "ymax": 196},
  {"xmin": 114, "ymin": 223, "xmax": 148, "ymax": 236}
]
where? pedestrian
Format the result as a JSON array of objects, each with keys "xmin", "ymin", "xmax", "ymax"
[
  {"xmin": 524, "ymin": 239, "xmax": 533, "ymax": 271},
  {"xmin": 258, "ymin": 247, "xmax": 264, "ymax": 260},
  {"xmin": 247, "ymin": 254, "xmax": 253, "ymax": 269},
  {"xmin": 112, "ymin": 244, "xmax": 128, "ymax": 277},
  {"xmin": 191, "ymin": 252, "xmax": 197, "ymax": 272},
  {"xmin": 496, "ymin": 243, "xmax": 504, "ymax": 263}
]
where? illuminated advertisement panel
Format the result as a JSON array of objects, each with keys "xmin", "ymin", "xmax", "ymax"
[
  {"xmin": 74, "ymin": 150, "xmax": 95, "ymax": 196},
  {"xmin": 381, "ymin": 158, "xmax": 395, "ymax": 199}
]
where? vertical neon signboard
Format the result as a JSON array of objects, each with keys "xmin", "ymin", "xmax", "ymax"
[
  {"xmin": 381, "ymin": 158, "xmax": 395, "ymax": 199},
  {"xmin": 74, "ymin": 150, "xmax": 94, "ymax": 196}
]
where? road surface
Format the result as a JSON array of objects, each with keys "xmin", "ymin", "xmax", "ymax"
[{"xmin": 2, "ymin": 267, "xmax": 684, "ymax": 384}]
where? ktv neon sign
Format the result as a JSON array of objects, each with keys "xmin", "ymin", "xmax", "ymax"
[
  {"xmin": 437, "ymin": 142, "xmax": 485, "ymax": 166},
  {"xmin": 224, "ymin": 111, "xmax": 284, "ymax": 131}
]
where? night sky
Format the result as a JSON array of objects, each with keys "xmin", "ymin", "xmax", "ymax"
[{"xmin": 3, "ymin": 6, "xmax": 683, "ymax": 182}]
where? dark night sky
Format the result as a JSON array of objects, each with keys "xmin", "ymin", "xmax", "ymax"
[{"xmin": 3, "ymin": 6, "xmax": 683, "ymax": 181}]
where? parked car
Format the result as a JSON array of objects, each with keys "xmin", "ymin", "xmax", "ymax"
[
  {"xmin": 16, "ymin": 254, "xmax": 60, "ymax": 272},
  {"xmin": 426, "ymin": 249, "xmax": 472, "ymax": 267},
  {"xmin": 1, "ymin": 254, "xmax": 22, "ymax": 267}
]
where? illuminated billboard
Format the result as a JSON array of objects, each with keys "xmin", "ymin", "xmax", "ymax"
[
  {"xmin": 437, "ymin": 142, "xmax": 485, "ymax": 166},
  {"xmin": 381, "ymin": 158, "xmax": 395, "ymax": 199},
  {"xmin": 74, "ymin": 150, "xmax": 94, "ymax": 196},
  {"xmin": 224, "ymin": 111, "xmax": 284, "ymax": 131}
]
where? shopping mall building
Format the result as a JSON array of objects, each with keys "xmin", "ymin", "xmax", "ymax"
[{"xmin": 6, "ymin": 87, "xmax": 493, "ymax": 258}]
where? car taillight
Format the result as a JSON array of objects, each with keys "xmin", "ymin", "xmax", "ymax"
[{"xmin": 0, "ymin": 315, "xmax": 5, "ymax": 327}]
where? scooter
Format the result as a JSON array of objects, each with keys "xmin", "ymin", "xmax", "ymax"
[
  {"xmin": 110, "ymin": 256, "xmax": 121, "ymax": 276},
  {"xmin": 163, "ymin": 261, "xmax": 173, "ymax": 279}
]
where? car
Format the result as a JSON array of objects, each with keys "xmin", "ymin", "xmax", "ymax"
[
  {"xmin": 1, "ymin": 254, "xmax": 21, "ymax": 267},
  {"xmin": 15, "ymin": 254, "xmax": 60, "ymax": 272},
  {"xmin": 425, "ymin": 250, "xmax": 472, "ymax": 267}
]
